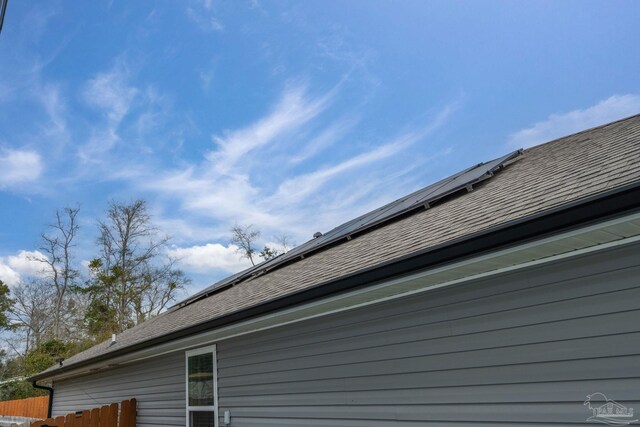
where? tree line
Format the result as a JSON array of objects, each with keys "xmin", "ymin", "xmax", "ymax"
[
  {"xmin": 0, "ymin": 200, "xmax": 189, "ymax": 400},
  {"xmin": 0, "ymin": 200, "xmax": 294, "ymax": 400}
]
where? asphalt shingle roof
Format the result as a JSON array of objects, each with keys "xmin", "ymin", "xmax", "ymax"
[{"xmin": 44, "ymin": 114, "xmax": 640, "ymax": 375}]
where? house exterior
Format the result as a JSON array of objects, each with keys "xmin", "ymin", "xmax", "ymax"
[{"xmin": 30, "ymin": 115, "xmax": 640, "ymax": 426}]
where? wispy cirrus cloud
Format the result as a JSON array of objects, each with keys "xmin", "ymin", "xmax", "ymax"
[
  {"xmin": 508, "ymin": 94, "xmax": 640, "ymax": 149},
  {"xmin": 271, "ymin": 130, "xmax": 425, "ymax": 205},
  {"xmin": 0, "ymin": 149, "xmax": 44, "ymax": 189},
  {"xmin": 33, "ymin": 83, "xmax": 68, "ymax": 144},
  {"xmin": 0, "ymin": 4, "xmax": 469, "ymax": 291},
  {"xmin": 271, "ymin": 98, "xmax": 458, "ymax": 206},
  {"xmin": 83, "ymin": 65, "xmax": 139, "ymax": 126},
  {"xmin": 143, "ymin": 86, "xmax": 459, "ymax": 279},
  {"xmin": 79, "ymin": 62, "xmax": 139, "ymax": 160},
  {"xmin": 288, "ymin": 116, "xmax": 359, "ymax": 164},
  {"xmin": 0, "ymin": 35, "xmax": 459, "ymax": 284},
  {"xmin": 207, "ymin": 84, "xmax": 335, "ymax": 174},
  {"xmin": 142, "ymin": 84, "xmax": 341, "ymax": 241},
  {"xmin": 75, "ymin": 59, "xmax": 172, "ymax": 171},
  {"xmin": 186, "ymin": 0, "xmax": 224, "ymax": 32}
]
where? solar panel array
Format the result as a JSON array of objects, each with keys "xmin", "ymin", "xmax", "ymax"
[{"xmin": 176, "ymin": 149, "xmax": 523, "ymax": 308}]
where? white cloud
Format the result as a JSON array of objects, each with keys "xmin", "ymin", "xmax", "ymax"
[
  {"xmin": 6, "ymin": 250, "xmax": 48, "ymax": 277},
  {"xmin": 0, "ymin": 149, "xmax": 43, "ymax": 188},
  {"xmin": 0, "ymin": 250, "xmax": 48, "ymax": 286},
  {"xmin": 186, "ymin": 0, "xmax": 224, "ymax": 32},
  {"xmin": 0, "ymin": 263, "xmax": 20, "ymax": 286},
  {"xmin": 154, "ymin": 168, "xmax": 275, "ymax": 227},
  {"xmin": 269, "ymin": 100, "xmax": 458, "ymax": 206},
  {"xmin": 271, "ymin": 131, "xmax": 422, "ymax": 205},
  {"xmin": 143, "ymin": 89, "xmax": 458, "ymax": 246},
  {"xmin": 288, "ymin": 117, "xmax": 358, "ymax": 164},
  {"xmin": 199, "ymin": 69, "xmax": 215, "ymax": 91},
  {"xmin": 144, "ymin": 84, "xmax": 341, "ymax": 233},
  {"xmin": 83, "ymin": 64, "xmax": 138, "ymax": 126},
  {"xmin": 167, "ymin": 243, "xmax": 251, "ymax": 274},
  {"xmin": 207, "ymin": 84, "xmax": 334, "ymax": 174},
  {"xmin": 79, "ymin": 62, "xmax": 139, "ymax": 160},
  {"xmin": 36, "ymin": 84, "xmax": 67, "ymax": 140},
  {"xmin": 74, "ymin": 61, "xmax": 169, "ymax": 175},
  {"xmin": 154, "ymin": 216, "xmax": 228, "ymax": 244},
  {"xmin": 508, "ymin": 94, "xmax": 640, "ymax": 148}
]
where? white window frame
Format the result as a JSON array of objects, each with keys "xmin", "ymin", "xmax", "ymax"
[{"xmin": 185, "ymin": 344, "xmax": 219, "ymax": 427}]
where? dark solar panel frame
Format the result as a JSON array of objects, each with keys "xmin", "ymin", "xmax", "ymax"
[{"xmin": 175, "ymin": 149, "xmax": 522, "ymax": 308}]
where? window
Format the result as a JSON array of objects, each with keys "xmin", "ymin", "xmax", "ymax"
[{"xmin": 186, "ymin": 345, "xmax": 218, "ymax": 427}]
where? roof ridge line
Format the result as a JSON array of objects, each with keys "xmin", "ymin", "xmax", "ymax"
[{"xmin": 523, "ymin": 112, "xmax": 640, "ymax": 151}]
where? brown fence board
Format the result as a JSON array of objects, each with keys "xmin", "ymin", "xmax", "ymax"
[
  {"xmin": 89, "ymin": 407, "xmax": 100, "ymax": 427},
  {"xmin": 119, "ymin": 400, "xmax": 129, "ymax": 427},
  {"xmin": 120, "ymin": 399, "xmax": 136, "ymax": 427},
  {"xmin": 107, "ymin": 403, "xmax": 117, "ymax": 426},
  {"xmin": 98, "ymin": 405, "xmax": 109, "ymax": 425},
  {"xmin": 0, "ymin": 395, "xmax": 49, "ymax": 419},
  {"xmin": 81, "ymin": 410, "xmax": 91, "ymax": 427},
  {"xmin": 29, "ymin": 399, "xmax": 136, "ymax": 427}
]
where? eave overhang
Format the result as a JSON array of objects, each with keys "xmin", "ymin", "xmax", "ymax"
[{"xmin": 30, "ymin": 180, "xmax": 640, "ymax": 382}]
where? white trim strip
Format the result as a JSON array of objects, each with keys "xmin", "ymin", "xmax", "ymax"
[{"xmin": 185, "ymin": 344, "xmax": 218, "ymax": 427}]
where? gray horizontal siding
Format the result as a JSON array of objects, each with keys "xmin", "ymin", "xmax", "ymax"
[
  {"xmin": 50, "ymin": 243, "xmax": 640, "ymax": 426},
  {"xmin": 52, "ymin": 350, "xmax": 185, "ymax": 426},
  {"xmin": 216, "ymin": 243, "xmax": 640, "ymax": 426}
]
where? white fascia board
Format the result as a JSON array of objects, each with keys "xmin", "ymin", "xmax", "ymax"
[{"xmin": 48, "ymin": 212, "xmax": 640, "ymax": 381}]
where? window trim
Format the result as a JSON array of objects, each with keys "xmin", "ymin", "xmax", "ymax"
[{"xmin": 185, "ymin": 344, "xmax": 219, "ymax": 427}]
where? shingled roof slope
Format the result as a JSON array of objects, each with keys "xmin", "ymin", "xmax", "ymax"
[{"xmin": 43, "ymin": 114, "xmax": 640, "ymax": 374}]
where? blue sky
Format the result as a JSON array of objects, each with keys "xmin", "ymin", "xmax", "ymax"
[{"xmin": 0, "ymin": 0, "xmax": 639, "ymax": 294}]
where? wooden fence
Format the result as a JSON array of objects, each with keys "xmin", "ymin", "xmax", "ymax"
[
  {"xmin": 30, "ymin": 399, "xmax": 136, "ymax": 427},
  {"xmin": 0, "ymin": 395, "xmax": 49, "ymax": 419}
]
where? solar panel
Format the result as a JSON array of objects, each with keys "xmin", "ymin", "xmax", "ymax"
[{"xmin": 175, "ymin": 149, "xmax": 522, "ymax": 308}]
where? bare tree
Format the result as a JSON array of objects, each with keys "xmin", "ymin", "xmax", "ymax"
[
  {"xmin": 230, "ymin": 225, "xmax": 296, "ymax": 263},
  {"xmin": 133, "ymin": 260, "xmax": 187, "ymax": 323},
  {"xmin": 98, "ymin": 199, "xmax": 162, "ymax": 330},
  {"xmin": 30, "ymin": 207, "xmax": 80, "ymax": 339},
  {"xmin": 231, "ymin": 224, "xmax": 260, "ymax": 266},
  {"xmin": 258, "ymin": 233, "xmax": 295, "ymax": 261},
  {"xmin": 8, "ymin": 280, "xmax": 53, "ymax": 354},
  {"xmin": 86, "ymin": 200, "xmax": 188, "ymax": 335},
  {"xmin": 274, "ymin": 234, "xmax": 294, "ymax": 253}
]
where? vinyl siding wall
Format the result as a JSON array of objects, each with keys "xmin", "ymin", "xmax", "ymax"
[
  {"xmin": 52, "ymin": 350, "xmax": 185, "ymax": 426},
  {"xmin": 53, "ymin": 243, "xmax": 640, "ymax": 426}
]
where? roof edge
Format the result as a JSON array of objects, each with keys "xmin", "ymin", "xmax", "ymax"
[
  {"xmin": 30, "ymin": 178, "xmax": 640, "ymax": 381},
  {"xmin": 176, "ymin": 149, "xmax": 523, "ymax": 308},
  {"xmin": 522, "ymin": 113, "xmax": 640, "ymax": 151}
]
